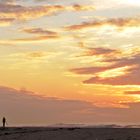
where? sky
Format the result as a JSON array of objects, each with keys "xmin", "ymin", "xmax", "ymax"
[{"xmin": 0, "ymin": 0, "xmax": 140, "ymax": 126}]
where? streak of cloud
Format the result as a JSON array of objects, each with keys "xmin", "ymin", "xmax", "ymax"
[
  {"xmin": 70, "ymin": 49, "xmax": 140, "ymax": 86},
  {"xmin": 66, "ymin": 17, "xmax": 140, "ymax": 31},
  {"xmin": 0, "ymin": 3, "xmax": 95, "ymax": 23}
]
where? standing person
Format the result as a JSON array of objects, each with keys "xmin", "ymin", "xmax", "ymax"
[{"xmin": 2, "ymin": 117, "xmax": 6, "ymax": 128}]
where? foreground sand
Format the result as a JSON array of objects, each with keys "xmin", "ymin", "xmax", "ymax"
[{"xmin": 0, "ymin": 127, "xmax": 140, "ymax": 140}]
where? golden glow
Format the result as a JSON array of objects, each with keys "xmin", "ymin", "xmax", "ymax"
[
  {"xmin": 0, "ymin": 0, "xmax": 140, "ymax": 111},
  {"xmin": 97, "ymin": 66, "xmax": 133, "ymax": 78}
]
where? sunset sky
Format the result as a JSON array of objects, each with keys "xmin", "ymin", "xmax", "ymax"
[{"xmin": 0, "ymin": 0, "xmax": 140, "ymax": 126}]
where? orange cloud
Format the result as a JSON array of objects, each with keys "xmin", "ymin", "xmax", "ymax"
[
  {"xmin": 22, "ymin": 28, "xmax": 58, "ymax": 36},
  {"xmin": 11, "ymin": 27, "xmax": 61, "ymax": 43},
  {"xmin": 70, "ymin": 4, "xmax": 95, "ymax": 11},
  {"xmin": 12, "ymin": 35, "xmax": 60, "ymax": 43},
  {"xmin": 66, "ymin": 17, "xmax": 140, "ymax": 30},
  {"xmin": 0, "ymin": 18, "xmax": 15, "ymax": 26},
  {"xmin": 125, "ymin": 91, "xmax": 140, "ymax": 95},
  {"xmin": 0, "ymin": 3, "xmax": 95, "ymax": 22},
  {"xmin": 0, "ymin": 4, "xmax": 63, "ymax": 20},
  {"xmin": 79, "ymin": 47, "xmax": 120, "ymax": 57}
]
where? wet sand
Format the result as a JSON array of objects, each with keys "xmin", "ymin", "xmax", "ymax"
[{"xmin": 0, "ymin": 127, "xmax": 140, "ymax": 140}]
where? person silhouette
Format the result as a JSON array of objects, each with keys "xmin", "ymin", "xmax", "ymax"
[{"xmin": 2, "ymin": 117, "xmax": 6, "ymax": 128}]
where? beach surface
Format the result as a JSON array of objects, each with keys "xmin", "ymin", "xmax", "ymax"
[{"xmin": 0, "ymin": 127, "xmax": 140, "ymax": 140}]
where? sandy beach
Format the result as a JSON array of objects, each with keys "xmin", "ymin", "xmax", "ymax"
[{"xmin": 0, "ymin": 127, "xmax": 140, "ymax": 140}]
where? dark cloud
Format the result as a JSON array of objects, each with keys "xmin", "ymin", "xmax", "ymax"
[
  {"xmin": 71, "ymin": 51, "xmax": 140, "ymax": 86},
  {"xmin": 1, "ymin": 86, "xmax": 140, "ymax": 125},
  {"xmin": 0, "ymin": 86, "xmax": 92, "ymax": 125},
  {"xmin": 70, "ymin": 47, "xmax": 121, "ymax": 75},
  {"xmin": 83, "ymin": 73, "xmax": 140, "ymax": 85},
  {"xmin": 70, "ymin": 66, "xmax": 111, "ymax": 75}
]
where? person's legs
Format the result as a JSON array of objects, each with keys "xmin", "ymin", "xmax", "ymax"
[{"xmin": 3, "ymin": 122, "xmax": 5, "ymax": 128}]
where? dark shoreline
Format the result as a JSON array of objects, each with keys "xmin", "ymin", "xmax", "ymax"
[{"xmin": 0, "ymin": 127, "xmax": 140, "ymax": 140}]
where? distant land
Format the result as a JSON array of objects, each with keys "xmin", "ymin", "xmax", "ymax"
[{"xmin": 49, "ymin": 123, "xmax": 140, "ymax": 128}]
